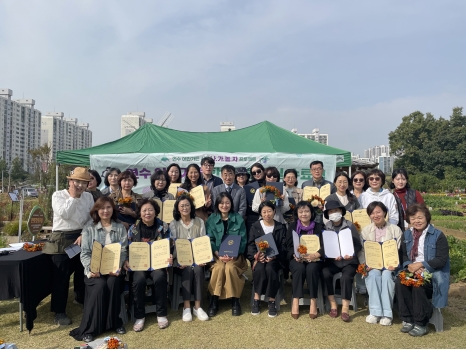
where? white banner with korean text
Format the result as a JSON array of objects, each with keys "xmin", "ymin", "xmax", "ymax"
[{"xmin": 90, "ymin": 152, "xmax": 336, "ymax": 194}]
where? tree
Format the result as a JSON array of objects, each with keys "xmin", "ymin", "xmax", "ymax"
[
  {"xmin": 389, "ymin": 107, "xmax": 466, "ymax": 181},
  {"xmin": 10, "ymin": 157, "xmax": 28, "ymax": 182},
  {"xmin": 29, "ymin": 144, "xmax": 53, "ymax": 190}
]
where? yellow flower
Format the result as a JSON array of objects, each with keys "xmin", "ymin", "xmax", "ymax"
[{"xmin": 311, "ymin": 199, "xmax": 319, "ymax": 207}]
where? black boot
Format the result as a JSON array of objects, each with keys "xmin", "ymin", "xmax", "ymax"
[
  {"xmin": 208, "ymin": 295, "xmax": 219, "ymax": 317},
  {"xmin": 232, "ymin": 297, "xmax": 242, "ymax": 316}
]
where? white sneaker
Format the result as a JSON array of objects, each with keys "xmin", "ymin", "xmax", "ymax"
[
  {"xmin": 366, "ymin": 315, "xmax": 380, "ymax": 324},
  {"xmin": 380, "ymin": 317, "xmax": 392, "ymax": 326},
  {"xmin": 193, "ymin": 307, "xmax": 209, "ymax": 321},
  {"xmin": 182, "ymin": 307, "xmax": 192, "ymax": 322}
]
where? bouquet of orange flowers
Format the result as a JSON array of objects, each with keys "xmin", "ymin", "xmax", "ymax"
[
  {"xmin": 23, "ymin": 242, "xmax": 45, "ymax": 252},
  {"xmin": 256, "ymin": 239, "xmax": 269, "ymax": 254},
  {"xmin": 398, "ymin": 270, "xmax": 432, "ymax": 288},
  {"xmin": 356, "ymin": 263, "xmax": 367, "ymax": 277},
  {"xmin": 289, "ymin": 204, "xmax": 296, "ymax": 211},
  {"xmin": 297, "ymin": 244, "xmax": 307, "ymax": 255},
  {"xmin": 353, "ymin": 221, "xmax": 361, "ymax": 233},
  {"xmin": 260, "ymin": 185, "xmax": 282, "ymax": 199},
  {"xmin": 118, "ymin": 197, "xmax": 133, "ymax": 207},
  {"xmin": 176, "ymin": 190, "xmax": 195, "ymax": 203}
]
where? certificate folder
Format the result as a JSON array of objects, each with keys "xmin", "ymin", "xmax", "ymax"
[
  {"xmin": 175, "ymin": 236, "xmax": 213, "ymax": 266},
  {"xmin": 302, "ymin": 183, "xmax": 331, "ymax": 201},
  {"xmin": 363, "ymin": 239, "xmax": 399, "ymax": 270},
  {"xmin": 322, "ymin": 228, "xmax": 354, "ymax": 258},
  {"xmin": 265, "ymin": 182, "xmax": 284, "ymax": 206},
  {"xmin": 344, "ymin": 209, "xmax": 372, "ymax": 229},
  {"xmin": 64, "ymin": 243, "xmax": 81, "ymax": 259},
  {"xmin": 128, "ymin": 239, "xmax": 171, "ymax": 271},
  {"xmin": 254, "ymin": 233, "xmax": 279, "ymax": 258},
  {"xmin": 90, "ymin": 240, "xmax": 122, "ymax": 275},
  {"xmin": 219, "ymin": 235, "xmax": 241, "ymax": 257},
  {"xmin": 243, "ymin": 185, "xmax": 257, "ymax": 205},
  {"xmin": 292, "ymin": 230, "xmax": 320, "ymax": 259}
]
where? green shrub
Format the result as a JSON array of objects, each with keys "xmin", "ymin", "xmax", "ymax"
[
  {"xmin": 2, "ymin": 221, "xmax": 28, "ymax": 236},
  {"xmin": 447, "ymin": 235, "xmax": 466, "ymax": 282},
  {"xmin": 0, "ymin": 234, "xmax": 8, "ymax": 248}
]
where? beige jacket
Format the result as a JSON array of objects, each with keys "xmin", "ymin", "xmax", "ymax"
[{"xmin": 358, "ymin": 222, "xmax": 403, "ymax": 264}]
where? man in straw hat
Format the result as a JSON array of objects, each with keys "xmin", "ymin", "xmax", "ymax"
[{"xmin": 43, "ymin": 167, "xmax": 94, "ymax": 325}]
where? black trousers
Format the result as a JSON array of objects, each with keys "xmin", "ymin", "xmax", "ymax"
[
  {"xmin": 289, "ymin": 260, "xmax": 322, "ymax": 299},
  {"xmin": 322, "ymin": 263, "xmax": 357, "ymax": 301},
  {"xmin": 174, "ymin": 266, "xmax": 204, "ymax": 301},
  {"xmin": 50, "ymin": 253, "xmax": 85, "ymax": 313},
  {"xmin": 252, "ymin": 259, "xmax": 281, "ymax": 298},
  {"xmin": 395, "ymin": 277, "xmax": 433, "ymax": 326},
  {"xmin": 69, "ymin": 275, "xmax": 123, "ymax": 340},
  {"xmin": 132, "ymin": 269, "xmax": 167, "ymax": 319}
]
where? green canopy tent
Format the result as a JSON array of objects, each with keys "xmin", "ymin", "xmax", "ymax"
[{"xmin": 56, "ymin": 121, "xmax": 351, "ymax": 191}]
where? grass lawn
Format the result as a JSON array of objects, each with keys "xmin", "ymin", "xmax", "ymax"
[{"xmin": 1, "ymin": 269, "xmax": 466, "ymax": 349}]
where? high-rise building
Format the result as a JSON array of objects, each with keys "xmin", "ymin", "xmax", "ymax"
[
  {"xmin": 41, "ymin": 112, "xmax": 92, "ymax": 160},
  {"xmin": 378, "ymin": 155, "xmax": 395, "ymax": 174},
  {"xmin": 364, "ymin": 145, "xmax": 391, "ymax": 162},
  {"xmin": 292, "ymin": 128, "xmax": 329, "ymax": 145},
  {"xmin": 220, "ymin": 122, "xmax": 235, "ymax": 132},
  {"xmin": 120, "ymin": 112, "xmax": 153, "ymax": 137},
  {"xmin": 0, "ymin": 88, "xmax": 41, "ymax": 172}
]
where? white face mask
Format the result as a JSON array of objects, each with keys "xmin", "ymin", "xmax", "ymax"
[{"xmin": 329, "ymin": 212, "xmax": 342, "ymax": 222}]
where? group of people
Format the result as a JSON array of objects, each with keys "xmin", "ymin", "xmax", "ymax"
[{"xmin": 41, "ymin": 157, "xmax": 449, "ymax": 343}]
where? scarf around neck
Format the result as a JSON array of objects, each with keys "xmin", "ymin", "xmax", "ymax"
[
  {"xmin": 296, "ymin": 219, "xmax": 315, "ymax": 235},
  {"xmin": 411, "ymin": 228, "xmax": 423, "ymax": 261}
]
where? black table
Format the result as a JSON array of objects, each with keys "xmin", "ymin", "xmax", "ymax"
[{"xmin": 0, "ymin": 248, "xmax": 53, "ymax": 332}]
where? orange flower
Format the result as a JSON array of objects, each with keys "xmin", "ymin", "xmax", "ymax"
[
  {"xmin": 399, "ymin": 269, "xmax": 429, "ymax": 288},
  {"xmin": 356, "ymin": 263, "xmax": 367, "ymax": 277},
  {"xmin": 256, "ymin": 239, "xmax": 269, "ymax": 253},
  {"xmin": 107, "ymin": 337, "xmax": 122, "ymax": 349},
  {"xmin": 176, "ymin": 191, "xmax": 195, "ymax": 203},
  {"xmin": 118, "ymin": 197, "xmax": 133, "ymax": 206},
  {"xmin": 353, "ymin": 221, "xmax": 361, "ymax": 232},
  {"xmin": 23, "ymin": 242, "xmax": 45, "ymax": 252},
  {"xmin": 297, "ymin": 244, "xmax": 307, "ymax": 255},
  {"xmin": 260, "ymin": 185, "xmax": 282, "ymax": 198}
]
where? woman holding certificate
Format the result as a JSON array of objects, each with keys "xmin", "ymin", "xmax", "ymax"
[
  {"xmin": 247, "ymin": 201, "xmax": 287, "ymax": 318},
  {"xmin": 358, "ymin": 201, "xmax": 402, "ymax": 326},
  {"xmin": 283, "ymin": 169, "xmax": 303, "ymax": 225},
  {"xmin": 251, "ymin": 167, "xmax": 290, "ymax": 224},
  {"xmin": 142, "ymin": 170, "xmax": 175, "ymax": 202},
  {"xmin": 322, "ymin": 200, "xmax": 362, "ymax": 322},
  {"xmin": 180, "ymin": 164, "xmax": 212, "ymax": 222},
  {"xmin": 285, "ymin": 201, "xmax": 323, "ymax": 319},
  {"xmin": 358, "ymin": 169, "xmax": 399, "ymax": 225},
  {"xmin": 109, "ymin": 170, "xmax": 143, "ymax": 230},
  {"xmin": 169, "ymin": 194, "xmax": 209, "ymax": 322},
  {"xmin": 69, "ymin": 197, "xmax": 128, "ymax": 343},
  {"xmin": 395, "ymin": 203, "xmax": 449, "ymax": 337},
  {"xmin": 125, "ymin": 199, "xmax": 172, "ymax": 331},
  {"xmin": 206, "ymin": 192, "xmax": 248, "ymax": 317}
]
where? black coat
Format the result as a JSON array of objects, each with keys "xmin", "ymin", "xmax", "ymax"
[
  {"xmin": 247, "ymin": 220, "xmax": 287, "ymax": 265},
  {"xmin": 285, "ymin": 221, "xmax": 325, "ymax": 261}
]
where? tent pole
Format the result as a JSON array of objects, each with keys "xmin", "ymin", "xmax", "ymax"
[{"xmin": 56, "ymin": 163, "xmax": 59, "ymax": 192}]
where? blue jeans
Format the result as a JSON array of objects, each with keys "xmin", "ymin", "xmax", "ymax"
[{"xmin": 365, "ymin": 269, "xmax": 395, "ymax": 318}]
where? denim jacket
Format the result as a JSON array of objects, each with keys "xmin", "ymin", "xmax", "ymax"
[
  {"xmin": 80, "ymin": 221, "xmax": 128, "ymax": 277},
  {"xmin": 402, "ymin": 224, "xmax": 450, "ymax": 308}
]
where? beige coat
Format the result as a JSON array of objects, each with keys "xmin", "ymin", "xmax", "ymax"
[{"xmin": 358, "ymin": 222, "xmax": 403, "ymax": 265}]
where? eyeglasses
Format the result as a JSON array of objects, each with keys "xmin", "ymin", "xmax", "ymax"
[
  {"xmin": 73, "ymin": 180, "xmax": 89, "ymax": 186},
  {"xmin": 353, "ymin": 178, "xmax": 365, "ymax": 183},
  {"xmin": 141, "ymin": 209, "xmax": 155, "ymax": 213},
  {"xmin": 251, "ymin": 170, "xmax": 262, "ymax": 176},
  {"xmin": 311, "ymin": 167, "xmax": 323, "ymax": 172},
  {"xmin": 368, "ymin": 177, "xmax": 381, "ymax": 182},
  {"xmin": 202, "ymin": 163, "xmax": 214, "ymax": 168}
]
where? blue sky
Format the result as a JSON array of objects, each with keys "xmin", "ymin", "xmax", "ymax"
[{"xmin": 1, "ymin": 0, "xmax": 465, "ymax": 155}]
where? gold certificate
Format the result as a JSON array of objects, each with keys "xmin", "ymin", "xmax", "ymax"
[
  {"xmin": 382, "ymin": 240, "xmax": 400, "ymax": 269},
  {"xmin": 153, "ymin": 198, "xmax": 163, "ymax": 213},
  {"xmin": 90, "ymin": 240, "xmax": 103, "ymax": 274},
  {"xmin": 364, "ymin": 241, "xmax": 383, "ymax": 270},
  {"xmin": 299, "ymin": 235, "xmax": 320, "ymax": 253},
  {"xmin": 175, "ymin": 238, "xmax": 194, "ymax": 266},
  {"xmin": 162, "ymin": 200, "xmax": 176, "ymax": 223},
  {"xmin": 344, "ymin": 212, "xmax": 353, "ymax": 222},
  {"xmin": 190, "ymin": 185, "xmax": 205, "ymax": 209},
  {"xmin": 100, "ymin": 243, "xmax": 121, "ymax": 275},
  {"xmin": 320, "ymin": 184, "xmax": 331, "ymax": 199},
  {"xmin": 303, "ymin": 186, "xmax": 319, "ymax": 200},
  {"xmin": 352, "ymin": 209, "xmax": 372, "ymax": 228},
  {"xmin": 129, "ymin": 242, "xmax": 151, "ymax": 271},
  {"xmin": 151, "ymin": 239, "xmax": 171, "ymax": 270},
  {"xmin": 168, "ymin": 183, "xmax": 181, "ymax": 197},
  {"xmin": 192, "ymin": 236, "xmax": 213, "ymax": 265}
]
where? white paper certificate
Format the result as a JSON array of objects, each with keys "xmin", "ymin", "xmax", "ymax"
[
  {"xmin": 322, "ymin": 230, "xmax": 340, "ymax": 258},
  {"xmin": 338, "ymin": 228, "xmax": 354, "ymax": 257}
]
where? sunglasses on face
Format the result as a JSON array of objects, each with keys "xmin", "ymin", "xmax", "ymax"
[
  {"xmin": 266, "ymin": 174, "xmax": 277, "ymax": 178},
  {"xmin": 251, "ymin": 170, "xmax": 262, "ymax": 176},
  {"xmin": 353, "ymin": 178, "xmax": 365, "ymax": 183},
  {"xmin": 368, "ymin": 177, "xmax": 381, "ymax": 182}
]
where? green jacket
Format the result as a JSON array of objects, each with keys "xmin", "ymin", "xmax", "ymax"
[{"xmin": 206, "ymin": 212, "xmax": 247, "ymax": 255}]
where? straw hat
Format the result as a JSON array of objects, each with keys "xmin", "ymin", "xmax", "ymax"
[{"xmin": 66, "ymin": 167, "xmax": 91, "ymax": 182}]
